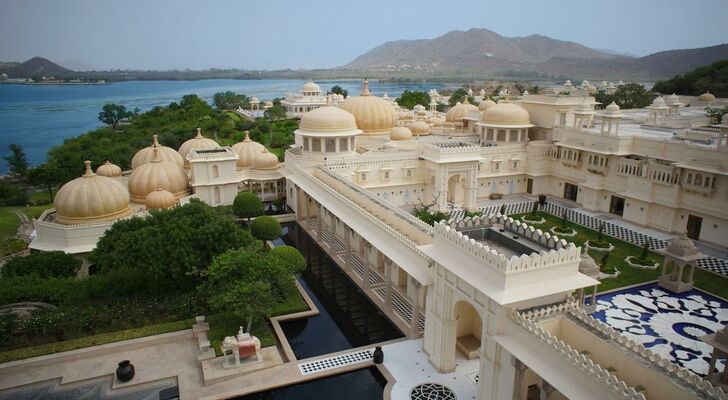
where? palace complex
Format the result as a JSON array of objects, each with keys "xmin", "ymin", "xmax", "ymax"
[{"xmin": 20, "ymin": 79, "xmax": 728, "ymax": 399}]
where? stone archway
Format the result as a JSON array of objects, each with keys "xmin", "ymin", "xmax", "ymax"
[
  {"xmin": 447, "ymin": 175, "xmax": 465, "ymax": 207},
  {"xmin": 454, "ymin": 300, "xmax": 482, "ymax": 360}
]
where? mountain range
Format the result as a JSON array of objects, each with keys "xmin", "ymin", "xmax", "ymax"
[
  {"xmin": 344, "ymin": 28, "xmax": 728, "ymax": 80},
  {"xmin": 1, "ymin": 57, "xmax": 72, "ymax": 78}
]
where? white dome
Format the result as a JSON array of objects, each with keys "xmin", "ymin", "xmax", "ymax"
[
  {"xmin": 338, "ymin": 80, "xmax": 396, "ymax": 135},
  {"xmin": 232, "ymin": 131, "xmax": 266, "ymax": 168},
  {"xmin": 651, "ymin": 96, "xmax": 667, "ymax": 107},
  {"xmin": 410, "ymin": 121, "xmax": 431, "ymax": 136},
  {"xmin": 253, "ymin": 149, "xmax": 279, "ymax": 170},
  {"xmin": 178, "ymin": 128, "xmax": 219, "ymax": 167},
  {"xmin": 578, "ymin": 249, "xmax": 600, "ymax": 278},
  {"xmin": 131, "ymin": 135, "xmax": 184, "ymax": 169},
  {"xmin": 54, "ymin": 161, "xmax": 132, "ymax": 225},
  {"xmin": 698, "ymin": 91, "xmax": 715, "ymax": 102},
  {"xmin": 479, "ymin": 99, "xmax": 496, "ymax": 112},
  {"xmin": 128, "ymin": 148, "xmax": 189, "ymax": 203},
  {"xmin": 302, "ymin": 80, "xmax": 321, "ymax": 93},
  {"xmin": 445, "ymin": 98, "xmax": 478, "ymax": 123},
  {"xmin": 145, "ymin": 188, "xmax": 177, "ymax": 210},
  {"xmin": 298, "ymin": 106, "xmax": 359, "ymax": 135},
  {"xmin": 605, "ymin": 102, "xmax": 621, "ymax": 112},
  {"xmin": 481, "ymin": 102, "xmax": 531, "ymax": 126},
  {"xmin": 96, "ymin": 161, "xmax": 122, "ymax": 177},
  {"xmin": 667, "ymin": 93, "xmax": 680, "ymax": 104},
  {"xmin": 389, "ymin": 126, "xmax": 412, "ymax": 141}
]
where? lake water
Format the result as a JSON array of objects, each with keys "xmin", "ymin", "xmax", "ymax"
[{"xmin": 0, "ymin": 79, "xmax": 444, "ymax": 173}]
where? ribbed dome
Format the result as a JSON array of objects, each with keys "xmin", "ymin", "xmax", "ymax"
[
  {"xmin": 302, "ymin": 80, "xmax": 321, "ymax": 93},
  {"xmin": 338, "ymin": 80, "xmax": 396, "ymax": 135},
  {"xmin": 429, "ymin": 116, "xmax": 444, "ymax": 126},
  {"xmin": 253, "ymin": 149, "xmax": 279, "ymax": 170},
  {"xmin": 397, "ymin": 111, "xmax": 413, "ymax": 120},
  {"xmin": 389, "ymin": 126, "xmax": 412, "ymax": 141},
  {"xmin": 131, "ymin": 135, "xmax": 184, "ymax": 169},
  {"xmin": 128, "ymin": 148, "xmax": 189, "ymax": 203},
  {"xmin": 651, "ymin": 96, "xmax": 667, "ymax": 108},
  {"xmin": 578, "ymin": 249, "xmax": 600, "ymax": 278},
  {"xmin": 665, "ymin": 232, "xmax": 700, "ymax": 258},
  {"xmin": 232, "ymin": 131, "xmax": 266, "ymax": 168},
  {"xmin": 145, "ymin": 188, "xmax": 177, "ymax": 210},
  {"xmin": 178, "ymin": 128, "xmax": 219, "ymax": 167},
  {"xmin": 666, "ymin": 93, "xmax": 680, "ymax": 105},
  {"xmin": 410, "ymin": 121, "xmax": 431, "ymax": 136},
  {"xmin": 263, "ymin": 101, "xmax": 273, "ymax": 109},
  {"xmin": 298, "ymin": 106, "xmax": 359, "ymax": 133},
  {"xmin": 54, "ymin": 161, "xmax": 132, "ymax": 225},
  {"xmin": 481, "ymin": 102, "xmax": 531, "ymax": 125},
  {"xmin": 445, "ymin": 98, "xmax": 479, "ymax": 123},
  {"xmin": 413, "ymin": 104, "xmax": 426, "ymax": 116},
  {"xmin": 605, "ymin": 102, "xmax": 621, "ymax": 113},
  {"xmin": 479, "ymin": 99, "xmax": 496, "ymax": 111},
  {"xmin": 698, "ymin": 91, "xmax": 715, "ymax": 102},
  {"xmin": 96, "ymin": 161, "xmax": 122, "ymax": 177}
]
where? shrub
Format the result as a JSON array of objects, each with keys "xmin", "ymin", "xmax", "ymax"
[
  {"xmin": 269, "ymin": 245, "xmax": 306, "ymax": 274},
  {"xmin": 3, "ymin": 251, "xmax": 81, "ymax": 278},
  {"xmin": 0, "ymin": 181, "xmax": 28, "ymax": 206},
  {"xmin": 250, "ymin": 216, "xmax": 282, "ymax": 250},
  {"xmin": 232, "ymin": 191, "xmax": 264, "ymax": 221},
  {"xmin": 0, "ymin": 276, "xmax": 80, "ymax": 305}
]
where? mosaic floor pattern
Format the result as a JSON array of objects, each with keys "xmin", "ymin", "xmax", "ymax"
[{"xmin": 593, "ymin": 283, "xmax": 727, "ymax": 376}]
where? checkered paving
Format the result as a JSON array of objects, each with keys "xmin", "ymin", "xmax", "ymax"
[
  {"xmin": 447, "ymin": 200, "xmax": 728, "ymax": 277},
  {"xmin": 298, "ymin": 349, "xmax": 373, "ymax": 375}
]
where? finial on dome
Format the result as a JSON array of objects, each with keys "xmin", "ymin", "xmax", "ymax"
[
  {"xmin": 83, "ymin": 160, "xmax": 94, "ymax": 177},
  {"xmin": 152, "ymin": 134, "xmax": 160, "ymax": 147},
  {"xmin": 361, "ymin": 79, "xmax": 370, "ymax": 96},
  {"xmin": 196, "ymin": 128, "xmax": 203, "ymax": 138},
  {"xmin": 151, "ymin": 146, "xmax": 161, "ymax": 163},
  {"xmin": 463, "ymin": 97, "xmax": 470, "ymax": 104},
  {"xmin": 244, "ymin": 131, "xmax": 251, "ymax": 141}
]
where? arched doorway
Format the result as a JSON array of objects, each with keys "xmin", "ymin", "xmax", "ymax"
[
  {"xmin": 454, "ymin": 301, "xmax": 482, "ymax": 360},
  {"xmin": 447, "ymin": 175, "xmax": 465, "ymax": 207}
]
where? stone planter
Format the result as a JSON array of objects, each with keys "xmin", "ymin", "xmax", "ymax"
[
  {"xmin": 598, "ymin": 267, "xmax": 620, "ymax": 280},
  {"xmin": 520, "ymin": 215, "xmax": 545, "ymax": 225},
  {"xmin": 538, "ymin": 194, "xmax": 547, "ymax": 206},
  {"xmin": 585, "ymin": 240, "xmax": 614, "ymax": 253},
  {"xmin": 550, "ymin": 227, "xmax": 577, "ymax": 237},
  {"xmin": 624, "ymin": 256, "xmax": 659, "ymax": 270}
]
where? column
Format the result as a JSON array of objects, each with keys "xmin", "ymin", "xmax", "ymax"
[
  {"xmin": 511, "ymin": 357, "xmax": 527, "ymax": 400},
  {"xmin": 538, "ymin": 379, "xmax": 553, "ymax": 400},
  {"xmin": 384, "ymin": 259, "xmax": 393, "ymax": 311},
  {"xmin": 687, "ymin": 264, "xmax": 695, "ymax": 282},
  {"xmin": 362, "ymin": 244, "xmax": 371, "ymax": 289},
  {"xmin": 330, "ymin": 216, "xmax": 338, "ymax": 250},
  {"xmin": 317, "ymin": 204, "xmax": 323, "ymax": 240},
  {"xmin": 410, "ymin": 282, "xmax": 422, "ymax": 337},
  {"xmin": 344, "ymin": 226, "xmax": 352, "ymax": 271},
  {"xmin": 677, "ymin": 264, "xmax": 685, "ymax": 283}
]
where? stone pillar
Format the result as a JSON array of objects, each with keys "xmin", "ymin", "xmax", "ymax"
[
  {"xmin": 384, "ymin": 259, "xmax": 393, "ymax": 311},
  {"xmin": 511, "ymin": 357, "xmax": 527, "ymax": 400},
  {"xmin": 538, "ymin": 379, "xmax": 553, "ymax": 400},
  {"xmin": 410, "ymin": 282, "xmax": 422, "ymax": 337},
  {"xmin": 362, "ymin": 245, "xmax": 371, "ymax": 290},
  {"xmin": 425, "ymin": 279, "xmax": 458, "ymax": 373},
  {"xmin": 344, "ymin": 226, "xmax": 352, "ymax": 271},
  {"xmin": 317, "ymin": 204, "xmax": 323, "ymax": 240}
]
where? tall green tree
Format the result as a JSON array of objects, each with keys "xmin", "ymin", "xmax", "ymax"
[
  {"xmin": 97, "ymin": 104, "xmax": 133, "ymax": 129},
  {"xmin": 395, "ymin": 90, "xmax": 431, "ymax": 110},
  {"xmin": 448, "ymin": 88, "xmax": 474, "ymax": 107},
  {"xmin": 213, "ymin": 91, "xmax": 250, "ymax": 110},
  {"xmin": 27, "ymin": 163, "xmax": 62, "ymax": 202},
  {"xmin": 595, "ymin": 83, "xmax": 654, "ymax": 110},
  {"xmin": 4, "ymin": 144, "xmax": 29, "ymax": 176},
  {"xmin": 330, "ymin": 85, "xmax": 348, "ymax": 98},
  {"xmin": 652, "ymin": 60, "xmax": 728, "ymax": 98},
  {"xmin": 264, "ymin": 104, "xmax": 287, "ymax": 122}
]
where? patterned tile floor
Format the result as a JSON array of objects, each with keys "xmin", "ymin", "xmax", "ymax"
[{"xmin": 593, "ymin": 283, "xmax": 727, "ymax": 377}]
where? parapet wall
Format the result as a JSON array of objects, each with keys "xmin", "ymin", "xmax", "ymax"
[{"xmin": 444, "ymin": 213, "xmax": 570, "ymax": 251}]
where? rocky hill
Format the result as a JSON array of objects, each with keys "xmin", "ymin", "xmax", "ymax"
[
  {"xmin": 345, "ymin": 28, "xmax": 728, "ymax": 80},
  {"xmin": 1, "ymin": 57, "xmax": 73, "ymax": 78}
]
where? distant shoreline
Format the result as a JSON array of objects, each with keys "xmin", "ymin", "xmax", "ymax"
[{"xmin": 1, "ymin": 81, "xmax": 110, "ymax": 86}]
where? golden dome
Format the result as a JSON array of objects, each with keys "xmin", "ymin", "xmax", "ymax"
[
  {"xmin": 178, "ymin": 128, "xmax": 219, "ymax": 167},
  {"xmin": 298, "ymin": 106, "xmax": 359, "ymax": 134},
  {"xmin": 389, "ymin": 126, "xmax": 412, "ymax": 141},
  {"xmin": 481, "ymin": 102, "xmax": 531, "ymax": 126},
  {"xmin": 54, "ymin": 161, "xmax": 132, "ymax": 225},
  {"xmin": 397, "ymin": 110, "xmax": 413, "ymax": 120},
  {"xmin": 410, "ymin": 121, "xmax": 431, "ymax": 136},
  {"xmin": 429, "ymin": 116, "xmax": 444, "ymax": 126},
  {"xmin": 96, "ymin": 161, "xmax": 122, "ymax": 177},
  {"xmin": 698, "ymin": 91, "xmax": 715, "ymax": 102},
  {"xmin": 445, "ymin": 98, "xmax": 479, "ymax": 123},
  {"xmin": 128, "ymin": 148, "xmax": 189, "ymax": 203},
  {"xmin": 231, "ymin": 131, "xmax": 265, "ymax": 168},
  {"xmin": 338, "ymin": 80, "xmax": 396, "ymax": 135},
  {"xmin": 253, "ymin": 149, "xmax": 279, "ymax": 170},
  {"xmin": 145, "ymin": 187, "xmax": 177, "ymax": 210},
  {"xmin": 131, "ymin": 135, "xmax": 184, "ymax": 169},
  {"xmin": 479, "ymin": 99, "xmax": 496, "ymax": 111}
]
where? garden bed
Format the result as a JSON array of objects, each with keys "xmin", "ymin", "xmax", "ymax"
[
  {"xmin": 520, "ymin": 215, "xmax": 545, "ymax": 224},
  {"xmin": 625, "ymin": 256, "xmax": 659, "ymax": 270},
  {"xmin": 550, "ymin": 226, "xmax": 577, "ymax": 237},
  {"xmin": 585, "ymin": 240, "xmax": 614, "ymax": 253}
]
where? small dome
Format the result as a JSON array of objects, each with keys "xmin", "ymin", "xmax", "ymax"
[
  {"xmin": 410, "ymin": 121, "xmax": 431, "ymax": 136},
  {"xmin": 576, "ymin": 101, "xmax": 593, "ymax": 113},
  {"xmin": 397, "ymin": 110, "xmax": 413, "ymax": 120},
  {"xmin": 128, "ymin": 148, "xmax": 189, "ymax": 203},
  {"xmin": 445, "ymin": 98, "xmax": 479, "ymax": 123},
  {"xmin": 145, "ymin": 188, "xmax": 177, "ymax": 210},
  {"xmin": 96, "ymin": 161, "xmax": 122, "ymax": 177},
  {"xmin": 667, "ymin": 93, "xmax": 680, "ymax": 104},
  {"xmin": 178, "ymin": 128, "xmax": 219, "ymax": 166},
  {"xmin": 564, "ymin": 80, "xmax": 573, "ymax": 86},
  {"xmin": 263, "ymin": 100, "xmax": 274, "ymax": 109},
  {"xmin": 479, "ymin": 99, "xmax": 496, "ymax": 111},
  {"xmin": 481, "ymin": 102, "xmax": 531, "ymax": 125},
  {"xmin": 390, "ymin": 126, "xmax": 412, "ymax": 141},
  {"xmin": 232, "ymin": 131, "xmax": 266, "ymax": 168},
  {"xmin": 651, "ymin": 96, "xmax": 667, "ymax": 107},
  {"xmin": 131, "ymin": 135, "xmax": 184, "ymax": 169},
  {"xmin": 665, "ymin": 232, "xmax": 701, "ymax": 258},
  {"xmin": 250, "ymin": 96, "xmax": 260, "ymax": 103},
  {"xmin": 54, "ymin": 161, "xmax": 132, "ymax": 225},
  {"xmin": 338, "ymin": 80, "xmax": 396, "ymax": 135},
  {"xmin": 302, "ymin": 80, "xmax": 321, "ymax": 93},
  {"xmin": 298, "ymin": 106, "xmax": 359, "ymax": 134},
  {"xmin": 413, "ymin": 104, "xmax": 426, "ymax": 115},
  {"xmin": 698, "ymin": 91, "xmax": 715, "ymax": 102},
  {"xmin": 253, "ymin": 149, "xmax": 279, "ymax": 170},
  {"xmin": 429, "ymin": 116, "xmax": 444, "ymax": 126},
  {"xmin": 605, "ymin": 102, "xmax": 621, "ymax": 112},
  {"xmin": 578, "ymin": 249, "xmax": 600, "ymax": 278}
]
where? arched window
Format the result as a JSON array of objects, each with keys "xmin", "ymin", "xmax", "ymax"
[
  {"xmin": 214, "ymin": 187, "xmax": 221, "ymax": 204},
  {"xmin": 686, "ymin": 174, "xmax": 692, "ymax": 184},
  {"xmin": 212, "ymin": 165, "xmax": 219, "ymax": 178},
  {"xmin": 695, "ymin": 174, "xmax": 703, "ymax": 186}
]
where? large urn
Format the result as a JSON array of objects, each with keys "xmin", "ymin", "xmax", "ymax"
[{"xmin": 116, "ymin": 360, "xmax": 135, "ymax": 382}]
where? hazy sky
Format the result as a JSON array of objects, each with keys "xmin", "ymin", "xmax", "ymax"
[{"xmin": 1, "ymin": 0, "xmax": 726, "ymax": 70}]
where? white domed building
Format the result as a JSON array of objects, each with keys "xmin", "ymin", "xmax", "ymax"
[
  {"xmin": 294, "ymin": 105, "xmax": 362, "ymax": 159},
  {"xmin": 338, "ymin": 80, "xmax": 396, "ymax": 136},
  {"xmin": 30, "ymin": 161, "xmax": 134, "ymax": 253},
  {"xmin": 445, "ymin": 98, "xmax": 480, "ymax": 130},
  {"xmin": 281, "ymin": 80, "xmax": 334, "ymax": 117},
  {"xmin": 131, "ymin": 135, "xmax": 184, "ymax": 169},
  {"xmin": 231, "ymin": 131, "xmax": 265, "ymax": 169},
  {"xmin": 477, "ymin": 101, "xmax": 534, "ymax": 144},
  {"xmin": 128, "ymin": 148, "xmax": 190, "ymax": 204}
]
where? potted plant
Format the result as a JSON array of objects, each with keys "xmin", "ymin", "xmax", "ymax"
[{"xmin": 538, "ymin": 194, "xmax": 547, "ymax": 206}]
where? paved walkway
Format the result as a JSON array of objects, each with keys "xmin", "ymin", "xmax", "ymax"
[{"xmin": 382, "ymin": 339, "xmax": 479, "ymax": 400}]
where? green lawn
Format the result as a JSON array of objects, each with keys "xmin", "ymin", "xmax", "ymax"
[
  {"xmin": 512, "ymin": 211, "xmax": 728, "ymax": 299},
  {"xmin": 0, "ymin": 204, "xmax": 53, "ymax": 238}
]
